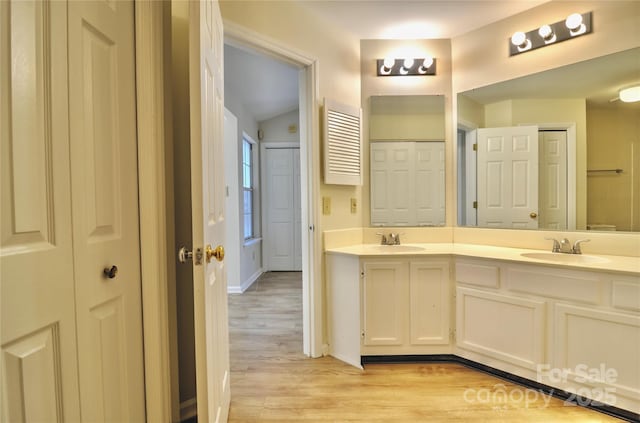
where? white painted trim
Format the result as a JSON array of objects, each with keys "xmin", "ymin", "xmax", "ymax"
[
  {"xmin": 262, "ymin": 142, "xmax": 300, "ymax": 149},
  {"xmin": 180, "ymin": 397, "xmax": 197, "ymax": 421},
  {"xmin": 134, "ymin": 1, "xmax": 175, "ymax": 421},
  {"xmin": 228, "ymin": 268, "xmax": 264, "ymax": 294},
  {"xmin": 226, "ymin": 21, "xmax": 322, "ymax": 358},
  {"xmin": 243, "ymin": 237, "xmax": 262, "ymax": 247}
]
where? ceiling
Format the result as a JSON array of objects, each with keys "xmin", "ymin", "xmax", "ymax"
[{"xmin": 300, "ymin": 0, "xmax": 547, "ymax": 40}]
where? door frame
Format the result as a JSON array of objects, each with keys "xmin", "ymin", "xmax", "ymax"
[
  {"xmin": 224, "ymin": 20, "xmax": 321, "ymax": 359},
  {"xmin": 134, "ymin": 2, "xmax": 177, "ymax": 421}
]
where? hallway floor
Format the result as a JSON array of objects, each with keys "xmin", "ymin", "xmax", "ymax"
[{"xmin": 227, "ymin": 271, "xmax": 622, "ymax": 422}]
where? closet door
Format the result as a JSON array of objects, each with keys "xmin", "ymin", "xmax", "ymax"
[
  {"xmin": 1, "ymin": 2, "xmax": 81, "ymax": 420},
  {"xmin": 265, "ymin": 148, "xmax": 301, "ymax": 271},
  {"xmin": 68, "ymin": 0, "xmax": 145, "ymax": 421}
]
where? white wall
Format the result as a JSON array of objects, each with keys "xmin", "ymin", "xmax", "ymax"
[
  {"xmin": 224, "ymin": 85, "xmax": 263, "ymax": 292},
  {"xmin": 220, "ymin": 1, "xmax": 362, "ymax": 231},
  {"xmin": 259, "ymin": 109, "xmax": 300, "ymax": 144}
]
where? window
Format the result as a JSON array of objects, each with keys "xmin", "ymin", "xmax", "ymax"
[{"xmin": 242, "ymin": 137, "xmax": 254, "ymax": 240}]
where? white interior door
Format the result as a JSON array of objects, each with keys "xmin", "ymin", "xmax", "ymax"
[
  {"xmin": 1, "ymin": 2, "xmax": 81, "ymax": 420},
  {"xmin": 189, "ymin": 1, "xmax": 230, "ymax": 421},
  {"xmin": 464, "ymin": 130, "xmax": 478, "ymax": 226},
  {"xmin": 415, "ymin": 142, "xmax": 445, "ymax": 226},
  {"xmin": 477, "ymin": 126, "xmax": 539, "ymax": 229},
  {"xmin": 539, "ymin": 130, "xmax": 568, "ymax": 230},
  {"xmin": 265, "ymin": 147, "xmax": 301, "ymax": 271},
  {"xmin": 68, "ymin": 0, "xmax": 145, "ymax": 420}
]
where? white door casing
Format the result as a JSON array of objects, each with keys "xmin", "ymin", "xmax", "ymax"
[
  {"xmin": 188, "ymin": 1, "xmax": 230, "ymax": 421},
  {"xmin": 67, "ymin": 0, "xmax": 146, "ymax": 420},
  {"xmin": 477, "ymin": 126, "xmax": 539, "ymax": 229},
  {"xmin": 1, "ymin": 2, "xmax": 81, "ymax": 420}
]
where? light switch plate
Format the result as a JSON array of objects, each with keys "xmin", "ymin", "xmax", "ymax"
[{"xmin": 323, "ymin": 197, "xmax": 331, "ymax": 215}]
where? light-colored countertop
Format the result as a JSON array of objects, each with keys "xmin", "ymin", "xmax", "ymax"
[{"xmin": 325, "ymin": 243, "xmax": 640, "ymax": 275}]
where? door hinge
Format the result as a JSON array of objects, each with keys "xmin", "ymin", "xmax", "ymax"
[
  {"xmin": 361, "ymin": 331, "xmax": 365, "ymax": 339},
  {"xmin": 473, "ymin": 143, "xmax": 477, "ymax": 151},
  {"xmin": 472, "ymin": 201, "xmax": 477, "ymax": 209},
  {"xmin": 360, "ymin": 271, "xmax": 365, "ymax": 278}
]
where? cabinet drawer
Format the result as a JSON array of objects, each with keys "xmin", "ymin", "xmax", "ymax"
[
  {"xmin": 612, "ymin": 279, "xmax": 640, "ymax": 312},
  {"xmin": 506, "ymin": 266, "xmax": 601, "ymax": 304},
  {"xmin": 456, "ymin": 261, "xmax": 500, "ymax": 288}
]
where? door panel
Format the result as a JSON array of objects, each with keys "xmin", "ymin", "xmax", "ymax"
[
  {"xmin": 68, "ymin": 0, "xmax": 145, "ymax": 421},
  {"xmin": 1, "ymin": 1, "xmax": 81, "ymax": 420},
  {"xmin": 477, "ymin": 126, "xmax": 539, "ymax": 229},
  {"xmin": 189, "ymin": 0, "xmax": 230, "ymax": 421},
  {"xmin": 362, "ymin": 261, "xmax": 406, "ymax": 346},
  {"xmin": 539, "ymin": 131, "xmax": 567, "ymax": 230}
]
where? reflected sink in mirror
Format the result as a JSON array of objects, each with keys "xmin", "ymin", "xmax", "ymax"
[
  {"xmin": 365, "ymin": 245, "xmax": 426, "ymax": 253},
  {"xmin": 520, "ymin": 252, "xmax": 610, "ymax": 264}
]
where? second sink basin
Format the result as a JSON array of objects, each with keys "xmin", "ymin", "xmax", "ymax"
[{"xmin": 520, "ymin": 252, "xmax": 609, "ymax": 264}]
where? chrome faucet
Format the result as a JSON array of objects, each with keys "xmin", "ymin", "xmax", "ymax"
[
  {"xmin": 545, "ymin": 237, "xmax": 590, "ymax": 254},
  {"xmin": 376, "ymin": 232, "xmax": 401, "ymax": 245}
]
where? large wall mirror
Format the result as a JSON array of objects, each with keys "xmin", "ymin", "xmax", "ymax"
[
  {"xmin": 369, "ymin": 95, "xmax": 446, "ymax": 227},
  {"xmin": 457, "ymin": 47, "xmax": 640, "ymax": 233}
]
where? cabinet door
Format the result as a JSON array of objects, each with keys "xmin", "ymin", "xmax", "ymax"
[
  {"xmin": 409, "ymin": 261, "xmax": 450, "ymax": 345},
  {"xmin": 362, "ymin": 261, "xmax": 407, "ymax": 346}
]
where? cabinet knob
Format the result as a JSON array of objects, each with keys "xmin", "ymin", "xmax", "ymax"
[{"xmin": 103, "ymin": 265, "xmax": 118, "ymax": 279}]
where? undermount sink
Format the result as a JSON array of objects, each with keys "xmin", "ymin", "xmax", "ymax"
[
  {"xmin": 520, "ymin": 252, "xmax": 610, "ymax": 264},
  {"xmin": 366, "ymin": 245, "xmax": 426, "ymax": 253}
]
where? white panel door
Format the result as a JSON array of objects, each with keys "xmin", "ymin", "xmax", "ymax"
[
  {"xmin": 409, "ymin": 261, "xmax": 450, "ymax": 345},
  {"xmin": 189, "ymin": 1, "xmax": 230, "ymax": 421},
  {"xmin": 265, "ymin": 147, "xmax": 302, "ymax": 271},
  {"xmin": 370, "ymin": 142, "xmax": 412, "ymax": 226},
  {"xmin": 415, "ymin": 142, "xmax": 445, "ymax": 226},
  {"xmin": 477, "ymin": 126, "xmax": 539, "ymax": 229},
  {"xmin": 67, "ymin": 0, "xmax": 145, "ymax": 420},
  {"xmin": 1, "ymin": 2, "xmax": 81, "ymax": 420},
  {"xmin": 539, "ymin": 131, "xmax": 567, "ymax": 230}
]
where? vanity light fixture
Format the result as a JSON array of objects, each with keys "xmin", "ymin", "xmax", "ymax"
[
  {"xmin": 376, "ymin": 57, "xmax": 436, "ymax": 76},
  {"xmin": 509, "ymin": 11, "xmax": 592, "ymax": 56},
  {"xmin": 619, "ymin": 86, "xmax": 640, "ymax": 103}
]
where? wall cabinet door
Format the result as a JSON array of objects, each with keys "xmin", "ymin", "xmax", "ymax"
[
  {"xmin": 362, "ymin": 260, "xmax": 407, "ymax": 346},
  {"xmin": 409, "ymin": 261, "xmax": 450, "ymax": 345}
]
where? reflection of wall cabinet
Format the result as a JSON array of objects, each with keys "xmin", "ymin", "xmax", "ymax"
[
  {"xmin": 455, "ymin": 259, "xmax": 640, "ymax": 414},
  {"xmin": 326, "ymin": 254, "xmax": 451, "ymax": 367},
  {"xmin": 370, "ymin": 142, "xmax": 445, "ymax": 227}
]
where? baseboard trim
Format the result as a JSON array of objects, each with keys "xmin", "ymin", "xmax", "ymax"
[
  {"xmin": 228, "ymin": 268, "xmax": 263, "ymax": 294},
  {"xmin": 179, "ymin": 397, "xmax": 197, "ymax": 422},
  {"xmin": 361, "ymin": 355, "xmax": 639, "ymax": 423}
]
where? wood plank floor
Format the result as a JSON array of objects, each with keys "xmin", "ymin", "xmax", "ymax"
[{"xmin": 227, "ymin": 271, "xmax": 622, "ymax": 422}]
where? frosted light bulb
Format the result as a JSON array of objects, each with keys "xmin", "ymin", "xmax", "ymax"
[
  {"xmin": 619, "ymin": 86, "xmax": 640, "ymax": 103},
  {"xmin": 511, "ymin": 31, "xmax": 527, "ymax": 47},
  {"xmin": 565, "ymin": 13, "xmax": 583, "ymax": 30},
  {"xmin": 403, "ymin": 58, "xmax": 414, "ymax": 69},
  {"xmin": 383, "ymin": 57, "xmax": 395, "ymax": 69},
  {"xmin": 538, "ymin": 24, "xmax": 553, "ymax": 40}
]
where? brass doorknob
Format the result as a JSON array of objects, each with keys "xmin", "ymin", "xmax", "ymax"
[
  {"xmin": 205, "ymin": 244, "xmax": 225, "ymax": 263},
  {"xmin": 530, "ymin": 212, "xmax": 538, "ymax": 219}
]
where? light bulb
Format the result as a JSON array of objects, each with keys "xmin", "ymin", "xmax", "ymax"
[
  {"xmin": 403, "ymin": 58, "xmax": 414, "ymax": 69},
  {"xmin": 421, "ymin": 57, "xmax": 434, "ymax": 69},
  {"xmin": 383, "ymin": 57, "xmax": 395, "ymax": 70},
  {"xmin": 565, "ymin": 13, "xmax": 583, "ymax": 30},
  {"xmin": 538, "ymin": 24, "xmax": 554, "ymax": 40},
  {"xmin": 619, "ymin": 86, "xmax": 640, "ymax": 103},
  {"xmin": 511, "ymin": 31, "xmax": 527, "ymax": 47}
]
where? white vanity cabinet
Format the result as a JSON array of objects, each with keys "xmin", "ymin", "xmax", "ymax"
[
  {"xmin": 455, "ymin": 258, "xmax": 640, "ymax": 414},
  {"xmin": 326, "ymin": 254, "xmax": 452, "ymax": 367}
]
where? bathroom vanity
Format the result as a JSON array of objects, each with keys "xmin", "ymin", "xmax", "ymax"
[{"xmin": 325, "ymin": 243, "xmax": 640, "ymax": 414}]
